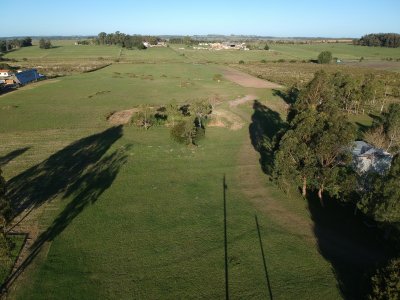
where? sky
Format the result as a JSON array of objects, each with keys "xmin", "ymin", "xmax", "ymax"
[{"xmin": 2, "ymin": 0, "xmax": 400, "ymax": 38}]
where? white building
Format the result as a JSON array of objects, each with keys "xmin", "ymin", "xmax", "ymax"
[
  {"xmin": 0, "ymin": 69, "xmax": 13, "ymax": 77},
  {"xmin": 352, "ymin": 141, "xmax": 392, "ymax": 175}
]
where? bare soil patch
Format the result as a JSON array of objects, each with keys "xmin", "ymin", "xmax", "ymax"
[
  {"xmin": 209, "ymin": 109, "xmax": 244, "ymax": 130},
  {"xmin": 221, "ymin": 66, "xmax": 282, "ymax": 89},
  {"xmin": 107, "ymin": 108, "xmax": 139, "ymax": 125},
  {"xmin": 229, "ymin": 94, "xmax": 257, "ymax": 107}
]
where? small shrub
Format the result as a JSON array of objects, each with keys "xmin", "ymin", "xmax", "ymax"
[
  {"xmin": 260, "ymin": 59, "xmax": 267, "ymax": 63},
  {"xmin": 317, "ymin": 51, "xmax": 332, "ymax": 64},
  {"xmin": 238, "ymin": 60, "xmax": 245, "ymax": 64},
  {"xmin": 277, "ymin": 59, "xmax": 286, "ymax": 63},
  {"xmin": 213, "ymin": 74, "xmax": 223, "ymax": 81}
]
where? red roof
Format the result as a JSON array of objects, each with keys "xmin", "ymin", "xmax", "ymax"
[{"xmin": 0, "ymin": 70, "xmax": 11, "ymax": 72}]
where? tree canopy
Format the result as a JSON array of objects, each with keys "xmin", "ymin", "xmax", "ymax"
[
  {"xmin": 355, "ymin": 33, "xmax": 400, "ymax": 48},
  {"xmin": 358, "ymin": 154, "xmax": 400, "ymax": 223},
  {"xmin": 39, "ymin": 38, "xmax": 52, "ymax": 49},
  {"xmin": 0, "ymin": 37, "xmax": 32, "ymax": 52},
  {"xmin": 274, "ymin": 71, "xmax": 356, "ymax": 204},
  {"xmin": 95, "ymin": 31, "xmax": 161, "ymax": 49}
]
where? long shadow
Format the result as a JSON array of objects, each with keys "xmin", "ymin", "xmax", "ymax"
[
  {"xmin": 249, "ymin": 100, "xmax": 287, "ymax": 175},
  {"xmin": 2, "ymin": 126, "xmax": 127, "ymax": 291},
  {"xmin": 307, "ymin": 194, "xmax": 393, "ymax": 299},
  {"xmin": 0, "ymin": 147, "xmax": 30, "ymax": 167},
  {"xmin": 255, "ymin": 215, "xmax": 273, "ymax": 300},
  {"xmin": 7, "ymin": 126, "xmax": 123, "ymax": 215}
]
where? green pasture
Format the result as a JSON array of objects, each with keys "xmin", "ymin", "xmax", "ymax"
[
  {"xmin": 169, "ymin": 43, "xmax": 400, "ymax": 64},
  {"xmin": 0, "ymin": 63, "xmax": 246, "ymax": 133},
  {"xmin": 271, "ymin": 43, "xmax": 400, "ymax": 61},
  {"xmin": 3, "ymin": 41, "xmax": 400, "ymax": 68},
  {"xmin": 0, "ymin": 63, "xmax": 343, "ymax": 299}
]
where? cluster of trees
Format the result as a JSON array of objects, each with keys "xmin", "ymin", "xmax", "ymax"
[
  {"xmin": 270, "ymin": 71, "xmax": 400, "ymax": 297},
  {"xmin": 0, "ymin": 37, "xmax": 32, "ymax": 52},
  {"xmin": 274, "ymin": 70, "xmax": 356, "ymax": 204},
  {"xmin": 76, "ymin": 40, "xmax": 91, "ymax": 45},
  {"xmin": 169, "ymin": 36, "xmax": 194, "ymax": 45},
  {"xmin": 354, "ymin": 33, "xmax": 400, "ymax": 48},
  {"xmin": 290, "ymin": 71, "xmax": 398, "ymax": 115},
  {"xmin": 95, "ymin": 31, "xmax": 161, "ymax": 49},
  {"xmin": 39, "ymin": 39, "xmax": 52, "ymax": 49},
  {"xmin": 131, "ymin": 101, "xmax": 212, "ymax": 145},
  {"xmin": 364, "ymin": 103, "xmax": 400, "ymax": 153}
]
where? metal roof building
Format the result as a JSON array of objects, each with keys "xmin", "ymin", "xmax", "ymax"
[{"xmin": 14, "ymin": 69, "xmax": 41, "ymax": 85}]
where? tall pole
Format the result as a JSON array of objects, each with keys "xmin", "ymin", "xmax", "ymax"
[{"xmin": 223, "ymin": 175, "xmax": 229, "ymax": 300}]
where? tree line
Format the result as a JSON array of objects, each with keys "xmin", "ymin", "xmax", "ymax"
[
  {"xmin": 289, "ymin": 71, "xmax": 400, "ymax": 115},
  {"xmin": 354, "ymin": 33, "xmax": 400, "ymax": 48},
  {"xmin": 267, "ymin": 70, "xmax": 400, "ymax": 298},
  {"xmin": 95, "ymin": 31, "xmax": 162, "ymax": 49},
  {"xmin": 0, "ymin": 37, "xmax": 32, "ymax": 52}
]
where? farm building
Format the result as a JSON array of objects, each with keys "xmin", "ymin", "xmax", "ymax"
[
  {"xmin": 13, "ymin": 69, "xmax": 44, "ymax": 85},
  {"xmin": 351, "ymin": 141, "xmax": 392, "ymax": 174}
]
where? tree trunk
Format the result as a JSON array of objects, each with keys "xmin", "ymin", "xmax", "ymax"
[
  {"xmin": 302, "ymin": 177, "xmax": 307, "ymax": 197},
  {"xmin": 318, "ymin": 184, "xmax": 324, "ymax": 207}
]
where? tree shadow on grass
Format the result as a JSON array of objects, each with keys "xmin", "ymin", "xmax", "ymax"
[
  {"xmin": 3, "ymin": 126, "xmax": 127, "ymax": 291},
  {"xmin": 0, "ymin": 147, "xmax": 30, "ymax": 167},
  {"xmin": 7, "ymin": 126, "xmax": 124, "ymax": 215},
  {"xmin": 307, "ymin": 194, "xmax": 393, "ymax": 299},
  {"xmin": 249, "ymin": 100, "xmax": 287, "ymax": 175}
]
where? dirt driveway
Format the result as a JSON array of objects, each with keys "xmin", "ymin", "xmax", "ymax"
[{"xmin": 221, "ymin": 67, "xmax": 282, "ymax": 89}]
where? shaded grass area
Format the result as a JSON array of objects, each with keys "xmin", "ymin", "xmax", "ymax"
[
  {"xmin": 0, "ymin": 235, "xmax": 25, "ymax": 285},
  {"xmin": 307, "ymin": 193, "xmax": 394, "ymax": 299},
  {"xmin": 249, "ymin": 100, "xmax": 287, "ymax": 175}
]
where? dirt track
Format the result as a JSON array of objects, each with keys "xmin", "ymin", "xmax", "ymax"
[{"xmin": 222, "ymin": 67, "xmax": 282, "ymax": 89}]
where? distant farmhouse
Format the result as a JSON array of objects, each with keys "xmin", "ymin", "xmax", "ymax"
[
  {"xmin": 143, "ymin": 41, "xmax": 167, "ymax": 48},
  {"xmin": 192, "ymin": 42, "xmax": 249, "ymax": 51},
  {"xmin": 209, "ymin": 42, "xmax": 249, "ymax": 51},
  {"xmin": 352, "ymin": 141, "xmax": 392, "ymax": 175}
]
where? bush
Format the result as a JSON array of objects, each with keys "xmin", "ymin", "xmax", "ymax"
[
  {"xmin": 317, "ymin": 51, "xmax": 332, "ymax": 64},
  {"xmin": 213, "ymin": 74, "xmax": 223, "ymax": 81},
  {"xmin": 260, "ymin": 59, "xmax": 267, "ymax": 63},
  {"xmin": 264, "ymin": 44, "xmax": 270, "ymax": 50},
  {"xmin": 238, "ymin": 60, "xmax": 245, "ymax": 64}
]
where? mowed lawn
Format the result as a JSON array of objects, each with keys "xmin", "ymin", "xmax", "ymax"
[{"xmin": 1, "ymin": 63, "xmax": 341, "ymax": 299}]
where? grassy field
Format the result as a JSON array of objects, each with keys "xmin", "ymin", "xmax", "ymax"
[
  {"xmin": 1, "ymin": 41, "xmax": 398, "ymax": 299},
  {"xmin": 0, "ymin": 61, "xmax": 346, "ymax": 299}
]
